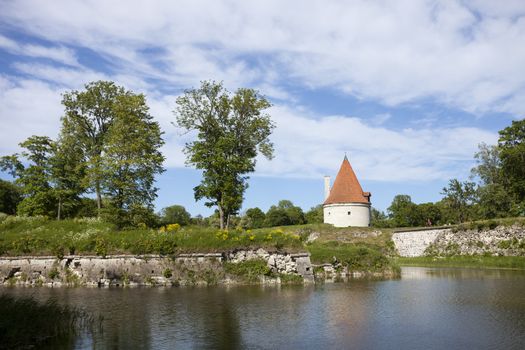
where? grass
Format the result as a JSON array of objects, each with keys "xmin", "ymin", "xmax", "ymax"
[
  {"xmin": 396, "ymin": 256, "xmax": 525, "ymax": 270},
  {"xmin": 0, "ymin": 216, "xmax": 306, "ymax": 256},
  {"xmin": 307, "ymin": 240, "xmax": 395, "ymax": 271},
  {"xmin": 0, "ymin": 294, "xmax": 97, "ymax": 349},
  {"xmin": 224, "ymin": 259, "xmax": 272, "ymax": 282}
]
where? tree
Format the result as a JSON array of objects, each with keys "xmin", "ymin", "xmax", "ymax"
[
  {"xmin": 101, "ymin": 92, "xmax": 165, "ymax": 227},
  {"xmin": 175, "ymin": 81, "xmax": 275, "ymax": 229},
  {"xmin": 370, "ymin": 207, "xmax": 391, "ymax": 228},
  {"xmin": 264, "ymin": 200, "xmax": 305, "ymax": 227},
  {"xmin": 441, "ymin": 179, "xmax": 477, "ymax": 223},
  {"xmin": 305, "ymin": 205, "xmax": 323, "ymax": 224},
  {"xmin": 387, "ymin": 195, "xmax": 421, "ymax": 227},
  {"xmin": 470, "ymin": 142, "xmax": 514, "ymax": 219},
  {"xmin": 160, "ymin": 205, "xmax": 191, "ymax": 226},
  {"xmin": 244, "ymin": 207, "xmax": 266, "ymax": 228},
  {"xmin": 498, "ymin": 119, "xmax": 525, "ymax": 214},
  {"xmin": 61, "ymin": 81, "xmax": 128, "ymax": 215},
  {"xmin": 0, "ymin": 179, "xmax": 22, "ymax": 215},
  {"xmin": 1, "ymin": 136, "xmax": 57, "ymax": 217}
]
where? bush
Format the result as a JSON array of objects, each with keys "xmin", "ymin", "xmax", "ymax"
[{"xmin": 224, "ymin": 259, "xmax": 272, "ymax": 282}]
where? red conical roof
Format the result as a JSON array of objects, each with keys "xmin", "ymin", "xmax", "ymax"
[{"xmin": 324, "ymin": 156, "xmax": 370, "ymax": 205}]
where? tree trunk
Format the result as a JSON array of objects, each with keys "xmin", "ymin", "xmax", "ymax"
[
  {"xmin": 226, "ymin": 214, "xmax": 231, "ymax": 230},
  {"xmin": 218, "ymin": 205, "xmax": 225, "ymax": 230},
  {"xmin": 57, "ymin": 197, "xmax": 62, "ymax": 221},
  {"xmin": 96, "ymin": 182, "xmax": 102, "ymax": 217}
]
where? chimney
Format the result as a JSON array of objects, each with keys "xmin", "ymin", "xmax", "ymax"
[{"xmin": 324, "ymin": 176, "xmax": 331, "ymax": 201}]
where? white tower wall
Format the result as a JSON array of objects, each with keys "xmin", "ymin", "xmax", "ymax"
[{"xmin": 323, "ymin": 203, "xmax": 370, "ymax": 227}]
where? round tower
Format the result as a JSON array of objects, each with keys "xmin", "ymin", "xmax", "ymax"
[{"xmin": 323, "ymin": 156, "xmax": 371, "ymax": 227}]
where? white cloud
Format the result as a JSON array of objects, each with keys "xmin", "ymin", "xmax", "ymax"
[
  {"xmin": 0, "ymin": 0, "xmax": 524, "ymax": 115},
  {"xmin": 0, "ymin": 77, "xmax": 498, "ymax": 182},
  {"xmin": 0, "ymin": 34, "xmax": 78, "ymax": 66},
  {"xmin": 255, "ymin": 105, "xmax": 498, "ymax": 181}
]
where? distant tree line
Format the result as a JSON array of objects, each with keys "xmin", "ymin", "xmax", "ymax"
[{"xmin": 372, "ymin": 119, "xmax": 525, "ymax": 227}]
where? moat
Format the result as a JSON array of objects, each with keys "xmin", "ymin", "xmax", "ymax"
[{"xmin": 2, "ymin": 267, "xmax": 525, "ymax": 349}]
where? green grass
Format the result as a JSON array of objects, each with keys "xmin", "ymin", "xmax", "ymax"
[
  {"xmin": 0, "ymin": 216, "xmax": 305, "ymax": 256},
  {"xmin": 396, "ymin": 256, "xmax": 525, "ymax": 270},
  {"xmin": 224, "ymin": 259, "xmax": 272, "ymax": 282},
  {"xmin": 0, "ymin": 294, "xmax": 97, "ymax": 349},
  {"xmin": 307, "ymin": 241, "xmax": 394, "ymax": 271}
]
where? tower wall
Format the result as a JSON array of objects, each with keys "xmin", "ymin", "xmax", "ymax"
[{"xmin": 323, "ymin": 203, "xmax": 370, "ymax": 227}]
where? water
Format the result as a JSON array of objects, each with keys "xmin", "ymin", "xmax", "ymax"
[{"xmin": 3, "ymin": 267, "xmax": 525, "ymax": 349}]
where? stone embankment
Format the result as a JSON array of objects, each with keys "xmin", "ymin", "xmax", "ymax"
[
  {"xmin": 392, "ymin": 229, "xmax": 448, "ymax": 257},
  {"xmin": 393, "ymin": 224, "xmax": 525, "ymax": 257},
  {"xmin": 0, "ymin": 249, "xmax": 313, "ymax": 287}
]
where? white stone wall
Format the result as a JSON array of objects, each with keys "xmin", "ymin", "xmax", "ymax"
[
  {"xmin": 323, "ymin": 203, "xmax": 370, "ymax": 227},
  {"xmin": 392, "ymin": 229, "xmax": 447, "ymax": 257}
]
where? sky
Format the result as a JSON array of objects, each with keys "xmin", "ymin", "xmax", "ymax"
[{"xmin": 0, "ymin": 0, "xmax": 524, "ymax": 216}]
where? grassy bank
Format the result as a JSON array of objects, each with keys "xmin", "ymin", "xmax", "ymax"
[
  {"xmin": 0, "ymin": 216, "xmax": 306, "ymax": 256},
  {"xmin": 396, "ymin": 256, "xmax": 525, "ymax": 270},
  {"xmin": 0, "ymin": 294, "xmax": 96, "ymax": 349},
  {"xmin": 0, "ymin": 215, "xmax": 400, "ymax": 277}
]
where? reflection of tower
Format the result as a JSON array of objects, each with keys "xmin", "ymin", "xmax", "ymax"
[{"xmin": 323, "ymin": 156, "xmax": 371, "ymax": 227}]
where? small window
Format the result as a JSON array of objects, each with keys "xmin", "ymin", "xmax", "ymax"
[
  {"xmin": 328, "ymin": 212, "xmax": 331, "ymax": 215},
  {"xmin": 347, "ymin": 211, "xmax": 351, "ymax": 215}
]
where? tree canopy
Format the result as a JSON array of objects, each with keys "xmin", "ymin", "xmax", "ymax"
[{"xmin": 174, "ymin": 81, "xmax": 274, "ymax": 229}]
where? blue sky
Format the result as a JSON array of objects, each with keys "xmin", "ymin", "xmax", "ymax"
[{"xmin": 0, "ymin": 0, "xmax": 524, "ymax": 216}]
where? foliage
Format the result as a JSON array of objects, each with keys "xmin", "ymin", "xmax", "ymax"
[
  {"xmin": 305, "ymin": 205, "xmax": 323, "ymax": 224},
  {"xmin": 498, "ymin": 119, "xmax": 525, "ymax": 214},
  {"xmin": 370, "ymin": 207, "xmax": 391, "ymax": 228},
  {"xmin": 100, "ymin": 93, "xmax": 165, "ymax": 228},
  {"xmin": 0, "ymin": 294, "xmax": 96, "ymax": 349},
  {"xmin": 160, "ymin": 205, "xmax": 191, "ymax": 226},
  {"xmin": 265, "ymin": 200, "xmax": 305, "ymax": 227},
  {"xmin": 174, "ymin": 80, "xmax": 275, "ymax": 229},
  {"xmin": 60, "ymin": 81, "xmax": 127, "ymax": 214},
  {"xmin": 1, "ymin": 136, "xmax": 58, "ymax": 217},
  {"xmin": 243, "ymin": 207, "xmax": 266, "ymax": 229},
  {"xmin": 387, "ymin": 195, "xmax": 421, "ymax": 227},
  {"xmin": 0, "ymin": 179, "xmax": 22, "ymax": 215},
  {"xmin": 308, "ymin": 241, "xmax": 391, "ymax": 271},
  {"xmin": 441, "ymin": 179, "xmax": 477, "ymax": 223},
  {"xmin": 224, "ymin": 259, "xmax": 272, "ymax": 282}
]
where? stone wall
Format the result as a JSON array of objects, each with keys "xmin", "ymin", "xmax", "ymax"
[
  {"xmin": 0, "ymin": 249, "xmax": 313, "ymax": 287},
  {"xmin": 392, "ymin": 224, "xmax": 525, "ymax": 257},
  {"xmin": 392, "ymin": 229, "xmax": 448, "ymax": 257}
]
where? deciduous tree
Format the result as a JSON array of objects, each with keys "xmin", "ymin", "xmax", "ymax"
[{"xmin": 174, "ymin": 81, "xmax": 274, "ymax": 229}]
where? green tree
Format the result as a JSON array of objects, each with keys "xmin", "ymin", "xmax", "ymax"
[
  {"xmin": 498, "ymin": 119, "xmax": 525, "ymax": 214},
  {"xmin": 370, "ymin": 207, "xmax": 391, "ymax": 228},
  {"xmin": 470, "ymin": 142, "xmax": 514, "ymax": 218},
  {"xmin": 417, "ymin": 202, "xmax": 442, "ymax": 226},
  {"xmin": 61, "ymin": 81, "xmax": 128, "ymax": 215},
  {"xmin": 160, "ymin": 205, "xmax": 191, "ymax": 226},
  {"xmin": 305, "ymin": 205, "xmax": 323, "ymax": 224},
  {"xmin": 175, "ymin": 81, "xmax": 275, "ymax": 229},
  {"xmin": 264, "ymin": 200, "xmax": 305, "ymax": 227},
  {"xmin": 101, "ymin": 93, "xmax": 165, "ymax": 228},
  {"xmin": 387, "ymin": 195, "xmax": 421, "ymax": 227},
  {"xmin": 50, "ymin": 134, "xmax": 86, "ymax": 220},
  {"xmin": 0, "ymin": 179, "xmax": 22, "ymax": 215},
  {"xmin": 1, "ymin": 136, "xmax": 57, "ymax": 217},
  {"xmin": 441, "ymin": 179, "xmax": 477, "ymax": 223},
  {"xmin": 244, "ymin": 207, "xmax": 266, "ymax": 228}
]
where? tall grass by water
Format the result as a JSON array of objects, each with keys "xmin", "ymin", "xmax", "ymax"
[{"xmin": 0, "ymin": 294, "xmax": 97, "ymax": 349}]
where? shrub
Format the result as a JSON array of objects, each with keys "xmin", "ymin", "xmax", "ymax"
[
  {"xmin": 163, "ymin": 268, "xmax": 173, "ymax": 278},
  {"xmin": 224, "ymin": 259, "xmax": 272, "ymax": 282}
]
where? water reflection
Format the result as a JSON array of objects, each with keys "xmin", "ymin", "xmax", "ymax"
[{"xmin": 2, "ymin": 267, "xmax": 525, "ymax": 349}]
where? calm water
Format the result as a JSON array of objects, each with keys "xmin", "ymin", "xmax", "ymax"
[{"xmin": 3, "ymin": 267, "xmax": 525, "ymax": 349}]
